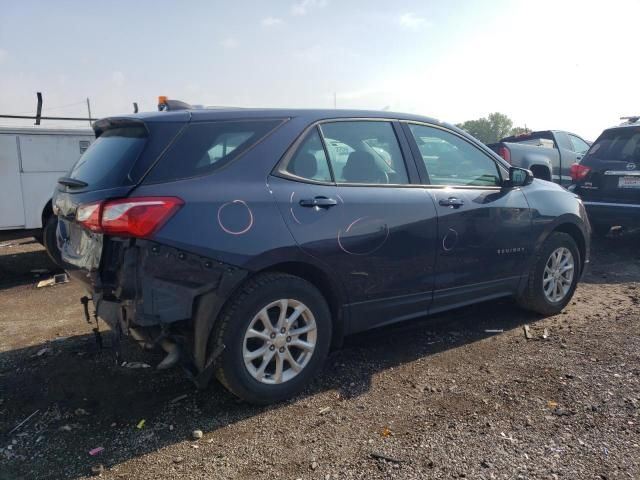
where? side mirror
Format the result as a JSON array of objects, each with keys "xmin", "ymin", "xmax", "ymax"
[{"xmin": 505, "ymin": 167, "xmax": 534, "ymax": 188}]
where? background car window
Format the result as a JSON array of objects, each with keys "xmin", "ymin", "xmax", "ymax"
[
  {"xmin": 568, "ymin": 134, "xmax": 590, "ymax": 155},
  {"xmin": 319, "ymin": 121, "xmax": 409, "ymax": 184},
  {"xmin": 584, "ymin": 128, "xmax": 640, "ymax": 162},
  {"xmin": 408, "ymin": 124, "xmax": 501, "ymax": 187},
  {"xmin": 285, "ymin": 128, "xmax": 333, "ymax": 182},
  {"xmin": 145, "ymin": 120, "xmax": 282, "ymax": 183}
]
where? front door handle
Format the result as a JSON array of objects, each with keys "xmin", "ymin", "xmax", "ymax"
[
  {"xmin": 439, "ymin": 197, "xmax": 464, "ymax": 208},
  {"xmin": 299, "ymin": 196, "xmax": 338, "ymax": 208}
]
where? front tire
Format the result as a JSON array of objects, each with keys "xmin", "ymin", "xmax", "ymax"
[
  {"xmin": 517, "ymin": 232, "xmax": 580, "ymax": 316},
  {"xmin": 213, "ymin": 273, "xmax": 332, "ymax": 405}
]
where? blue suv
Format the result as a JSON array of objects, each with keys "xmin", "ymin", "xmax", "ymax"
[{"xmin": 52, "ymin": 100, "xmax": 590, "ymax": 404}]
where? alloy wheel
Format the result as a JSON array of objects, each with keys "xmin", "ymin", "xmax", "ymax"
[
  {"xmin": 542, "ymin": 247, "xmax": 575, "ymax": 303},
  {"xmin": 242, "ymin": 299, "xmax": 317, "ymax": 384}
]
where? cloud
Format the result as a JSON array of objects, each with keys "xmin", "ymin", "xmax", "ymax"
[
  {"xmin": 0, "ymin": 48, "xmax": 7, "ymax": 64},
  {"xmin": 398, "ymin": 13, "xmax": 428, "ymax": 30},
  {"xmin": 111, "ymin": 71, "xmax": 125, "ymax": 87},
  {"xmin": 261, "ymin": 16, "xmax": 283, "ymax": 27},
  {"xmin": 291, "ymin": 0, "xmax": 327, "ymax": 16},
  {"xmin": 220, "ymin": 38, "xmax": 239, "ymax": 49}
]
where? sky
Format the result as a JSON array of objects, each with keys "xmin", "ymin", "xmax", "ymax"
[{"xmin": 1, "ymin": 0, "xmax": 638, "ymax": 140}]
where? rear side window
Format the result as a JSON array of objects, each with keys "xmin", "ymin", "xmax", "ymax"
[
  {"xmin": 67, "ymin": 126, "xmax": 146, "ymax": 190},
  {"xmin": 145, "ymin": 120, "xmax": 282, "ymax": 183},
  {"xmin": 569, "ymin": 134, "xmax": 590, "ymax": 155},
  {"xmin": 584, "ymin": 127, "xmax": 640, "ymax": 163},
  {"xmin": 319, "ymin": 121, "xmax": 409, "ymax": 185},
  {"xmin": 284, "ymin": 128, "xmax": 333, "ymax": 182}
]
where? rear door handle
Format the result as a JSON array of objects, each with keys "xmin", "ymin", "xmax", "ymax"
[
  {"xmin": 299, "ymin": 196, "xmax": 338, "ymax": 208},
  {"xmin": 439, "ymin": 197, "xmax": 464, "ymax": 208}
]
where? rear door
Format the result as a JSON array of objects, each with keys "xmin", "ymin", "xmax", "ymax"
[
  {"xmin": 0, "ymin": 134, "xmax": 25, "ymax": 228},
  {"xmin": 271, "ymin": 120, "xmax": 439, "ymax": 333},
  {"xmin": 403, "ymin": 123, "xmax": 533, "ymax": 312},
  {"xmin": 578, "ymin": 126, "xmax": 640, "ymax": 205},
  {"xmin": 320, "ymin": 120, "xmax": 437, "ymax": 331}
]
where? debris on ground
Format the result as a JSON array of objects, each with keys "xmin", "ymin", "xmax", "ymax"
[
  {"xmin": 8, "ymin": 409, "xmax": 39, "ymax": 435},
  {"xmin": 484, "ymin": 329, "xmax": 504, "ymax": 333},
  {"xmin": 318, "ymin": 406, "xmax": 331, "ymax": 415},
  {"xmin": 90, "ymin": 464, "xmax": 104, "ymax": 476},
  {"xmin": 523, "ymin": 324, "xmax": 534, "ymax": 340},
  {"xmin": 543, "ymin": 328, "xmax": 550, "ymax": 340},
  {"xmin": 36, "ymin": 273, "xmax": 69, "ymax": 288},
  {"xmin": 136, "ymin": 419, "xmax": 145, "ymax": 429},
  {"xmin": 89, "ymin": 447, "xmax": 104, "ymax": 456},
  {"xmin": 192, "ymin": 429, "xmax": 203, "ymax": 440},
  {"xmin": 121, "ymin": 361, "xmax": 151, "ymax": 369},
  {"xmin": 33, "ymin": 347, "xmax": 51, "ymax": 357},
  {"xmin": 170, "ymin": 394, "xmax": 189, "ymax": 404},
  {"xmin": 370, "ymin": 452, "xmax": 404, "ymax": 464}
]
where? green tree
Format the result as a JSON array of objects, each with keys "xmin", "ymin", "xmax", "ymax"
[
  {"xmin": 457, "ymin": 112, "xmax": 528, "ymax": 144},
  {"xmin": 509, "ymin": 126, "xmax": 532, "ymax": 137}
]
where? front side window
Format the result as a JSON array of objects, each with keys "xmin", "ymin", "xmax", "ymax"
[
  {"xmin": 284, "ymin": 128, "xmax": 333, "ymax": 182},
  {"xmin": 145, "ymin": 120, "xmax": 283, "ymax": 183},
  {"xmin": 408, "ymin": 124, "xmax": 501, "ymax": 187},
  {"xmin": 319, "ymin": 121, "xmax": 409, "ymax": 185},
  {"xmin": 569, "ymin": 134, "xmax": 590, "ymax": 155}
]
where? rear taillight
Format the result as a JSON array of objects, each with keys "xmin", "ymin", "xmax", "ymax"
[
  {"xmin": 76, "ymin": 201, "xmax": 102, "ymax": 232},
  {"xmin": 569, "ymin": 163, "xmax": 591, "ymax": 182},
  {"xmin": 76, "ymin": 197, "xmax": 183, "ymax": 238},
  {"xmin": 498, "ymin": 145, "xmax": 511, "ymax": 163}
]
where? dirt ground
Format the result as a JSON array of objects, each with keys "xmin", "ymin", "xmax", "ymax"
[{"xmin": 1, "ymin": 230, "xmax": 639, "ymax": 480}]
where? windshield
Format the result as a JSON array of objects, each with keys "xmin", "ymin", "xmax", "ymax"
[
  {"xmin": 585, "ymin": 127, "xmax": 640, "ymax": 163},
  {"xmin": 66, "ymin": 126, "xmax": 147, "ymax": 189}
]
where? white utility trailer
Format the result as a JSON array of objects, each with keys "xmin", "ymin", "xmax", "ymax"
[{"xmin": 0, "ymin": 126, "xmax": 94, "ymax": 243}]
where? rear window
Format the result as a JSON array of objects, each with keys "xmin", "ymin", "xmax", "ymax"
[
  {"xmin": 144, "ymin": 120, "xmax": 283, "ymax": 183},
  {"xmin": 66, "ymin": 126, "xmax": 146, "ymax": 190},
  {"xmin": 585, "ymin": 127, "xmax": 640, "ymax": 163}
]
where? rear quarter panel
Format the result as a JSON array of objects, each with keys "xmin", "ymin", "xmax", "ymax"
[{"xmin": 132, "ymin": 116, "xmax": 336, "ymax": 274}]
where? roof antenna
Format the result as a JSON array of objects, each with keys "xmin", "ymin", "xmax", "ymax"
[{"xmin": 133, "ymin": 102, "xmax": 139, "ymax": 114}]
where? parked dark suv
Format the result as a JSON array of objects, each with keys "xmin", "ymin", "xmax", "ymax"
[
  {"xmin": 52, "ymin": 102, "xmax": 590, "ymax": 404},
  {"xmin": 569, "ymin": 119, "xmax": 640, "ymax": 235}
]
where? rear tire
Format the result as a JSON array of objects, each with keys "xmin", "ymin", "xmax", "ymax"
[
  {"xmin": 213, "ymin": 272, "xmax": 331, "ymax": 405},
  {"xmin": 42, "ymin": 215, "xmax": 64, "ymax": 268},
  {"xmin": 517, "ymin": 232, "xmax": 580, "ymax": 316}
]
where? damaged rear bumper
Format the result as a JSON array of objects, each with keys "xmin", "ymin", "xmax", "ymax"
[{"xmin": 87, "ymin": 238, "xmax": 248, "ymax": 385}]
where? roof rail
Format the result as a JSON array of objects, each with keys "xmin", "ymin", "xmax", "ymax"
[{"xmin": 620, "ymin": 115, "xmax": 640, "ymax": 124}]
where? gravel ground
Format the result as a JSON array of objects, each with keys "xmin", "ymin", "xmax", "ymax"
[{"xmin": 1, "ymin": 230, "xmax": 639, "ymax": 480}]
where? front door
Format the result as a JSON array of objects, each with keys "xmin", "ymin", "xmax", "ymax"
[{"xmin": 403, "ymin": 123, "xmax": 532, "ymax": 312}]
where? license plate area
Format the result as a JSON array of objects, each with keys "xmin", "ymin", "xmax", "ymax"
[{"xmin": 618, "ymin": 176, "xmax": 640, "ymax": 189}]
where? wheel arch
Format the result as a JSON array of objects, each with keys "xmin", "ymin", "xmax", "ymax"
[
  {"xmin": 258, "ymin": 261, "xmax": 346, "ymax": 348},
  {"xmin": 41, "ymin": 199, "xmax": 53, "ymax": 228},
  {"xmin": 552, "ymin": 222, "xmax": 586, "ymax": 274}
]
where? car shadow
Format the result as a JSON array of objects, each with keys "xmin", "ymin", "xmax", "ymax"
[
  {"xmin": 0, "ymin": 245, "xmax": 63, "ymax": 290},
  {"xmin": 582, "ymin": 227, "xmax": 640, "ymax": 285},
  {"xmin": 0, "ymin": 295, "xmax": 544, "ymax": 480}
]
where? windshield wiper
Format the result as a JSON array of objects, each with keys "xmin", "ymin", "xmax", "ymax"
[{"xmin": 58, "ymin": 177, "xmax": 88, "ymax": 188}]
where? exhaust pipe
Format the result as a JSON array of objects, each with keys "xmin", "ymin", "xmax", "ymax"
[
  {"xmin": 129, "ymin": 328, "xmax": 181, "ymax": 370},
  {"xmin": 157, "ymin": 339, "xmax": 181, "ymax": 370}
]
